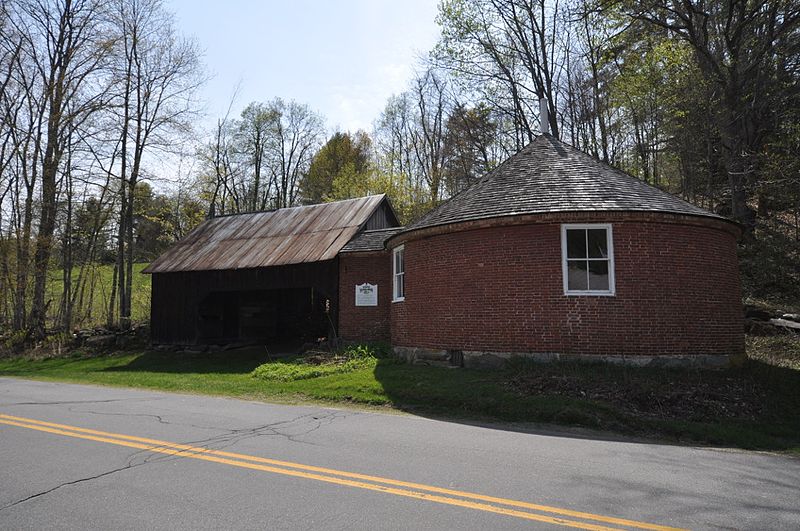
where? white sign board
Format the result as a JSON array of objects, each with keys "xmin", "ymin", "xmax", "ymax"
[{"xmin": 355, "ymin": 283, "xmax": 378, "ymax": 306}]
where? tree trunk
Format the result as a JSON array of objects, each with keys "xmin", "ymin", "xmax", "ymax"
[
  {"xmin": 718, "ymin": 106, "xmax": 757, "ymax": 233},
  {"xmin": 122, "ymin": 173, "xmax": 135, "ymax": 329},
  {"xmin": 29, "ymin": 55, "xmax": 65, "ymax": 338},
  {"xmin": 108, "ymin": 259, "xmax": 118, "ymax": 328},
  {"xmin": 14, "ymin": 189, "xmax": 33, "ymax": 330},
  {"xmin": 62, "ymin": 168, "xmax": 73, "ymax": 330},
  {"xmin": 29, "ymin": 137, "xmax": 60, "ymax": 338}
]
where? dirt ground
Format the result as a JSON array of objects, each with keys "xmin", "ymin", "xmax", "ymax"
[{"xmin": 507, "ymin": 369, "xmax": 768, "ymax": 422}]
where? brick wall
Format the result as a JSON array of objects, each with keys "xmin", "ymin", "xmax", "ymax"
[
  {"xmin": 390, "ymin": 214, "xmax": 744, "ymax": 358},
  {"xmin": 338, "ymin": 253, "xmax": 392, "ymax": 342}
]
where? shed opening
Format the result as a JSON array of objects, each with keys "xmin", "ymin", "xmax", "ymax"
[{"xmin": 197, "ymin": 288, "xmax": 331, "ymax": 346}]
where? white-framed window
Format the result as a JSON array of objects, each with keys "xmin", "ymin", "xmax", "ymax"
[
  {"xmin": 392, "ymin": 245, "xmax": 405, "ymax": 302},
  {"xmin": 561, "ymin": 224, "xmax": 615, "ymax": 296}
]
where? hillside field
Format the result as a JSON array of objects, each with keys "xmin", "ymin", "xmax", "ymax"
[{"xmin": 44, "ymin": 263, "xmax": 151, "ymax": 328}]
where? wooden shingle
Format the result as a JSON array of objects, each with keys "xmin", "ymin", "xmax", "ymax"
[{"xmin": 403, "ymin": 134, "xmax": 726, "ymax": 234}]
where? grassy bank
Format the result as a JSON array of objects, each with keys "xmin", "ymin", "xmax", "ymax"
[
  {"xmin": 1, "ymin": 337, "xmax": 798, "ymax": 453},
  {"xmin": 44, "ymin": 262, "xmax": 151, "ymax": 327}
]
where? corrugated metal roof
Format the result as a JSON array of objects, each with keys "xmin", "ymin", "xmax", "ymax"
[
  {"xmin": 143, "ymin": 195, "xmax": 388, "ymax": 273},
  {"xmin": 400, "ymin": 134, "xmax": 728, "ymax": 235}
]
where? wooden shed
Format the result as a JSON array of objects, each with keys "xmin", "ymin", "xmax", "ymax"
[{"xmin": 142, "ymin": 195, "xmax": 398, "ymax": 346}]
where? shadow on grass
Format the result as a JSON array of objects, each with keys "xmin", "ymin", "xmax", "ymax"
[
  {"xmin": 24, "ymin": 340, "xmax": 797, "ymax": 452},
  {"xmin": 0, "ymin": 355, "xmax": 104, "ymax": 373},
  {"xmin": 371, "ymin": 356, "xmax": 800, "ymax": 452},
  {"xmin": 102, "ymin": 348, "xmax": 273, "ymax": 375},
  {"xmin": 103, "ymin": 348, "xmax": 800, "ymax": 451}
]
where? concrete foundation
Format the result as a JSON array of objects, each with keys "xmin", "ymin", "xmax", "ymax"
[{"xmin": 392, "ymin": 346, "xmax": 740, "ymax": 369}]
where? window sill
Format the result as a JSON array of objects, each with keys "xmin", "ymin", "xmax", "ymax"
[
  {"xmin": 564, "ymin": 290, "xmax": 615, "ymax": 297},
  {"xmin": 392, "ymin": 297, "xmax": 405, "ymax": 303}
]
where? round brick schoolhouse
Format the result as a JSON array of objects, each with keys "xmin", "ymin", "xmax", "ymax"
[{"xmin": 381, "ymin": 134, "xmax": 743, "ymax": 368}]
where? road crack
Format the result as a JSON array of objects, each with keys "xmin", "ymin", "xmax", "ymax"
[
  {"xmin": 118, "ymin": 410, "xmax": 356, "ymax": 467},
  {"xmin": 0, "ymin": 455, "xmax": 146, "ymax": 513},
  {"xmin": 68, "ymin": 407, "xmax": 174, "ymax": 427},
  {"xmin": 0, "ymin": 408, "xmax": 358, "ymax": 511}
]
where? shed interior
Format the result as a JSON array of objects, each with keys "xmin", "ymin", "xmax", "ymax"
[
  {"xmin": 196, "ymin": 288, "xmax": 329, "ymax": 345},
  {"xmin": 149, "ymin": 260, "xmax": 340, "ymax": 348}
]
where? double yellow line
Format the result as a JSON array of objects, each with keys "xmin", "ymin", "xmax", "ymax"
[{"xmin": 0, "ymin": 413, "xmax": 685, "ymax": 530}]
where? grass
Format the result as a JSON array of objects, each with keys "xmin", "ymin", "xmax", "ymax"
[
  {"xmin": 746, "ymin": 335, "xmax": 800, "ymax": 370},
  {"xmin": 44, "ymin": 262, "xmax": 151, "ymax": 327},
  {"xmin": 1, "ymin": 338, "xmax": 798, "ymax": 453},
  {"xmin": 251, "ymin": 345, "xmax": 384, "ymax": 382}
]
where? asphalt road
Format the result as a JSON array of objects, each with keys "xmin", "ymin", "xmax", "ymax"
[{"xmin": 0, "ymin": 378, "xmax": 798, "ymax": 530}]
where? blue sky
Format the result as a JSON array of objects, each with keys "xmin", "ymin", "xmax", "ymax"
[{"xmin": 166, "ymin": 0, "xmax": 441, "ymax": 133}]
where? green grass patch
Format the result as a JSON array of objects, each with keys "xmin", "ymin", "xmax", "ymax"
[
  {"xmin": 1, "ymin": 339, "xmax": 798, "ymax": 453},
  {"xmin": 251, "ymin": 345, "xmax": 385, "ymax": 382},
  {"xmin": 252, "ymin": 357, "xmax": 378, "ymax": 382}
]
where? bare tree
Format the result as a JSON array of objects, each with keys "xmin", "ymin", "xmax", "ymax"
[
  {"xmin": 373, "ymin": 70, "xmax": 457, "ymax": 212},
  {"xmin": 410, "ymin": 69, "xmax": 450, "ymax": 204},
  {"xmin": 435, "ymin": 0, "xmax": 567, "ymax": 146},
  {"xmin": 109, "ymin": 0, "xmax": 202, "ymax": 328},
  {"xmin": 0, "ymin": 13, "xmax": 41, "ymax": 330},
  {"xmin": 6, "ymin": 0, "xmax": 110, "ymax": 338},
  {"xmin": 204, "ymin": 116, "xmax": 241, "ymax": 216},
  {"xmin": 237, "ymin": 102, "xmax": 278, "ymax": 211},
  {"xmin": 374, "ymin": 92, "xmax": 417, "ymax": 182},
  {"xmin": 265, "ymin": 98, "xmax": 325, "ymax": 209}
]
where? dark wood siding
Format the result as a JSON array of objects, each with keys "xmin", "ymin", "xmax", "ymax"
[
  {"xmin": 363, "ymin": 201, "xmax": 399, "ymax": 230},
  {"xmin": 150, "ymin": 259, "xmax": 339, "ymax": 345}
]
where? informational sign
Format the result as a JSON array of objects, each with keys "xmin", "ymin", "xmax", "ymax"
[{"xmin": 355, "ymin": 283, "xmax": 378, "ymax": 306}]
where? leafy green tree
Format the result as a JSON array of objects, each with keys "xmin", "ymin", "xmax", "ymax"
[
  {"xmin": 300, "ymin": 131, "xmax": 372, "ymax": 204},
  {"xmin": 131, "ymin": 183, "xmax": 206, "ymax": 261},
  {"xmin": 132, "ymin": 183, "xmax": 172, "ymax": 261},
  {"xmin": 620, "ymin": 0, "xmax": 800, "ymax": 231},
  {"xmin": 299, "ymin": 130, "xmax": 419, "ymax": 224},
  {"xmin": 608, "ymin": 34, "xmax": 693, "ymax": 186},
  {"xmin": 69, "ymin": 196, "xmax": 115, "ymax": 265}
]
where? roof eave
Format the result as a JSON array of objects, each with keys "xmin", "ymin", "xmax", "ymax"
[{"xmin": 386, "ymin": 209, "xmax": 741, "ymax": 248}]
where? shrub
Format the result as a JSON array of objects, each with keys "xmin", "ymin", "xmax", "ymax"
[{"xmin": 251, "ymin": 343, "xmax": 386, "ymax": 382}]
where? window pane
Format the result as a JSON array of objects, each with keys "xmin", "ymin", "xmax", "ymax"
[
  {"xmin": 567, "ymin": 260, "xmax": 588, "ymax": 291},
  {"xmin": 566, "ymin": 229, "xmax": 586, "ymax": 258},
  {"xmin": 394, "ymin": 249, "xmax": 404, "ymax": 274},
  {"xmin": 587, "ymin": 229, "xmax": 608, "ymax": 258},
  {"xmin": 399, "ymin": 250, "xmax": 404, "ymax": 273},
  {"xmin": 588, "ymin": 260, "xmax": 609, "ymax": 291},
  {"xmin": 398, "ymin": 274, "xmax": 404, "ymax": 298}
]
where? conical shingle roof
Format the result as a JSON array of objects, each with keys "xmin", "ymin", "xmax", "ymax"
[{"xmin": 403, "ymin": 134, "xmax": 724, "ymax": 234}]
